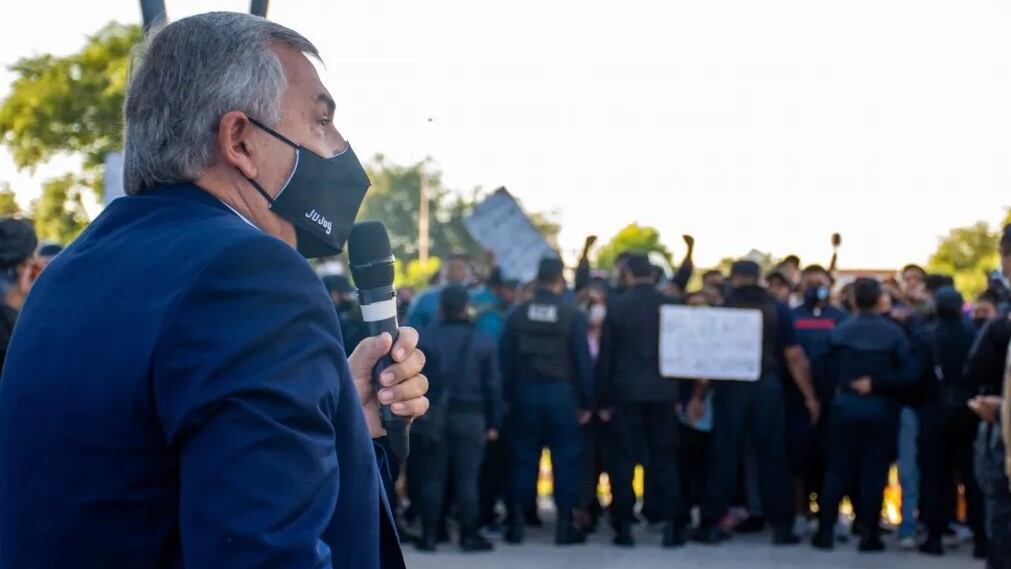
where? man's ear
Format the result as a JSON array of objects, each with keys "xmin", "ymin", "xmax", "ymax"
[{"xmin": 217, "ymin": 111, "xmax": 258, "ymax": 179}]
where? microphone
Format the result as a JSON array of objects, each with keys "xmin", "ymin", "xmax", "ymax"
[{"xmin": 348, "ymin": 221, "xmax": 410, "ymax": 460}]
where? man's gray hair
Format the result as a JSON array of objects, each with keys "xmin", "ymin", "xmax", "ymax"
[{"xmin": 123, "ymin": 12, "xmax": 318, "ymax": 195}]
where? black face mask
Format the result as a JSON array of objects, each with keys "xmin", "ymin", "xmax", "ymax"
[
  {"xmin": 803, "ymin": 285, "xmax": 830, "ymax": 308},
  {"xmin": 244, "ymin": 117, "xmax": 370, "ymax": 258}
]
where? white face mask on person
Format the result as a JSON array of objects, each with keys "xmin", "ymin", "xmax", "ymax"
[{"xmin": 589, "ymin": 303, "xmax": 607, "ymax": 326}]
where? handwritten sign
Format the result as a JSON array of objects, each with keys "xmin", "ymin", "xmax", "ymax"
[
  {"xmin": 659, "ymin": 305, "xmax": 763, "ymax": 381},
  {"xmin": 464, "ymin": 188, "xmax": 556, "ymax": 283}
]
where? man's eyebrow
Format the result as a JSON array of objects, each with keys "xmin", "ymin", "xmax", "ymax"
[{"xmin": 316, "ymin": 93, "xmax": 336, "ymax": 115}]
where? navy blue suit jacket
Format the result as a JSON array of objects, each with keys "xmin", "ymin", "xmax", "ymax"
[{"xmin": 0, "ymin": 184, "xmax": 404, "ymax": 568}]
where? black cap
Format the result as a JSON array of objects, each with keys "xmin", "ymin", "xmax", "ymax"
[
  {"xmin": 322, "ymin": 274, "xmax": 355, "ymax": 295},
  {"xmin": 934, "ymin": 286, "xmax": 964, "ymax": 320},
  {"xmin": 440, "ymin": 284, "xmax": 470, "ymax": 318},
  {"xmin": 537, "ymin": 257, "xmax": 564, "ymax": 283},
  {"xmin": 37, "ymin": 242, "xmax": 63, "ymax": 258},
  {"xmin": 765, "ymin": 270, "xmax": 789, "ymax": 285},
  {"xmin": 0, "ymin": 218, "xmax": 37, "ymax": 271},
  {"xmin": 730, "ymin": 260, "xmax": 761, "ymax": 279}
]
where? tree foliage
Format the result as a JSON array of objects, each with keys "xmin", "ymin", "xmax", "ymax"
[
  {"xmin": 31, "ymin": 174, "xmax": 89, "ymax": 243},
  {"xmin": 0, "ymin": 22, "xmax": 140, "ymax": 243},
  {"xmin": 0, "ymin": 183, "xmax": 21, "ymax": 216},
  {"xmin": 927, "ymin": 218, "xmax": 1005, "ymax": 298},
  {"xmin": 594, "ymin": 223, "xmax": 673, "ymax": 270}
]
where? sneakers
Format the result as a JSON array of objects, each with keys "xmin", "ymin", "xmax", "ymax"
[
  {"xmin": 460, "ymin": 533, "xmax": 494, "ymax": 553},
  {"xmin": 919, "ymin": 537, "xmax": 943, "ymax": 556},
  {"xmin": 897, "ymin": 535, "xmax": 917, "ymax": 550},
  {"xmin": 690, "ymin": 524, "xmax": 730, "ymax": 545}
]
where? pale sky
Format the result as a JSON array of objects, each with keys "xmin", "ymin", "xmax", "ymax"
[{"xmin": 2, "ymin": 0, "xmax": 1010, "ymax": 268}]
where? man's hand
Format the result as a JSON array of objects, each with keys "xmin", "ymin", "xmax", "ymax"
[
  {"xmin": 682, "ymin": 234, "xmax": 695, "ymax": 249},
  {"xmin": 687, "ymin": 396, "xmax": 705, "ymax": 425},
  {"xmin": 348, "ymin": 328, "xmax": 429, "ymax": 438},
  {"xmin": 805, "ymin": 397, "xmax": 822, "ymax": 425},
  {"xmin": 851, "ymin": 376, "xmax": 873, "ymax": 396},
  {"xmin": 583, "ymin": 235, "xmax": 598, "ymax": 252},
  {"xmin": 598, "ymin": 408, "xmax": 613, "ymax": 423},
  {"xmin": 486, "ymin": 429, "xmax": 500, "ymax": 441},
  {"xmin": 969, "ymin": 395, "xmax": 1003, "ymax": 424},
  {"xmin": 578, "ymin": 410, "xmax": 593, "ymax": 425}
]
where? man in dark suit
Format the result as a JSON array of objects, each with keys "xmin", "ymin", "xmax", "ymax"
[
  {"xmin": 0, "ymin": 13, "xmax": 428, "ymax": 569},
  {"xmin": 596, "ymin": 253, "xmax": 684, "ymax": 548}
]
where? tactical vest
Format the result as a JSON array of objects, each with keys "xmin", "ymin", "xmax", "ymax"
[
  {"xmin": 512, "ymin": 296, "xmax": 574, "ymax": 382},
  {"xmin": 727, "ymin": 286, "xmax": 780, "ymax": 378}
]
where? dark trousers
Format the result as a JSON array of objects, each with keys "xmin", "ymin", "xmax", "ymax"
[
  {"xmin": 678, "ymin": 424, "xmax": 712, "ymax": 524},
  {"xmin": 918, "ymin": 401, "xmax": 983, "ymax": 540},
  {"xmin": 976, "ymin": 423, "xmax": 1011, "ymax": 569},
  {"xmin": 479, "ymin": 416, "xmax": 512, "ymax": 525},
  {"xmin": 510, "ymin": 381, "xmax": 582, "ymax": 512},
  {"xmin": 608, "ymin": 401, "xmax": 682, "ymax": 527},
  {"xmin": 701, "ymin": 380, "xmax": 793, "ymax": 528},
  {"xmin": 416, "ymin": 413, "xmax": 486, "ymax": 531},
  {"xmin": 819, "ymin": 395, "xmax": 897, "ymax": 531},
  {"xmin": 578, "ymin": 416, "xmax": 606, "ymax": 513}
]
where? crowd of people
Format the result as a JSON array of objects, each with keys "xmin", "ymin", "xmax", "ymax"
[
  {"xmin": 0, "ymin": 211, "xmax": 1008, "ymax": 565},
  {"xmin": 322, "ymin": 229, "xmax": 1011, "ymax": 568}
]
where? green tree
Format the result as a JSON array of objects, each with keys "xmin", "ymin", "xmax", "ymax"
[
  {"xmin": 595, "ymin": 223, "xmax": 673, "ymax": 270},
  {"xmin": 927, "ymin": 220, "xmax": 1002, "ymax": 298},
  {"xmin": 0, "ymin": 183, "xmax": 21, "ymax": 216},
  {"xmin": 360, "ymin": 157, "xmax": 483, "ymax": 266},
  {"xmin": 0, "ymin": 22, "xmax": 141, "ymax": 242},
  {"xmin": 31, "ymin": 174, "xmax": 89, "ymax": 243}
]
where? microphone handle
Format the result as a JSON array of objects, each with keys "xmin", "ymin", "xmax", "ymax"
[{"xmin": 360, "ymin": 287, "xmax": 410, "ymax": 461}]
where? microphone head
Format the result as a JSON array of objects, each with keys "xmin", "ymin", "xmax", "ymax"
[{"xmin": 348, "ymin": 220, "xmax": 396, "ymax": 289}]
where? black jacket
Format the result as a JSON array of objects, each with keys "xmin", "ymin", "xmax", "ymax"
[
  {"xmin": 596, "ymin": 283, "xmax": 678, "ymax": 406},
  {"xmin": 420, "ymin": 320, "xmax": 504, "ymax": 430},
  {"xmin": 826, "ymin": 313, "xmax": 919, "ymax": 402},
  {"xmin": 966, "ymin": 312, "xmax": 1011, "ymax": 396}
]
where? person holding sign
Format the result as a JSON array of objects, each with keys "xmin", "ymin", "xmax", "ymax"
[
  {"xmin": 692, "ymin": 260, "xmax": 821, "ymax": 546},
  {"xmin": 596, "ymin": 253, "xmax": 684, "ymax": 548}
]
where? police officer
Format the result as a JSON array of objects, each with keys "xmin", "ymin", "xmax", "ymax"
[
  {"xmin": 597, "ymin": 253, "xmax": 684, "ymax": 548},
  {"xmin": 813, "ymin": 278, "xmax": 919, "ymax": 552},
  {"xmin": 914, "ymin": 286, "xmax": 985, "ymax": 557},
  {"xmin": 692, "ymin": 260, "xmax": 821, "ymax": 546},
  {"xmin": 414, "ymin": 285, "xmax": 503, "ymax": 553},
  {"xmin": 0, "ymin": 218, "xmax": 38, "ymax": 371},
  {"xmin": 965, "ymin": 223, "xmax": 1011, "ymax": 568},
  {"xmin": 473, "ymin": 267, "xmax": 520, "ymax": 531},
  {"xmin": 321, "ymin": 274, "xmax": 367, "ymax": 354},
  {"xmin": 787, "ymin": 265, "xmax": 848, "ymax": 530},
  {"xmin": 501, "ymin": 257, "xmax": 594, "ymax": 546}
]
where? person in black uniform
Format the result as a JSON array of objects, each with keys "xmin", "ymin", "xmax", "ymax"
[
  {"xmin": 322, "ymin": 274, "xmax": 367, "ymax": 354},
  {"xmin": 413, "ymin": 285, "xmax": 503, "ymax": 553},
  {"xmin": 813, "ymin": 278, "xmax": 920, "ymax": 552},
  {"xmin": 692, "ymin": 260, "xmax": 821, "ymax": 546},
  {"xmin": 914, "ymin": 286, "xmax": 985, "ymax": 556},
  {"xmin": 788, "ymin": 265, "xmax": 848, "ymax": 529},
  {"xmin": 596, "ymin": 253, "xmax": 684, "ymax": 548},
  {"xmin": 0, "ymin": 218, "xmax": 38, "ymax": 372},
  {"xmin": 965, "ymin": 223, "xmax": 1011, "ymax": 568},
  {"xmin": 501, "ymin": 257, "xmax": 594, "ymax": 546}
]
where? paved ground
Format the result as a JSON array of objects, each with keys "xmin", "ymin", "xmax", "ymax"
[{"xmin": 403, "ymin": 523, "xmax": 979, "ymax": 569}]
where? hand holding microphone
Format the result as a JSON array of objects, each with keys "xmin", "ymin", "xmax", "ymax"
[{"xmin": 347, "ymin": 221, "xmax": 428, "ymax": 459}]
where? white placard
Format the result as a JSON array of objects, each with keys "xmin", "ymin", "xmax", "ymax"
[
  {"xmin": 464, "ymin": 188, "xmax": 555, "ymax": 283},
  {"xmin": 659, "ymin": 305, "xmax": 763, "ymax": 381}
]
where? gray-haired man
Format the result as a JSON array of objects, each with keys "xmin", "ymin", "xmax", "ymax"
[{"xmin": 0, "ymin": 12, "xmax": 427, "ymax": 568}]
